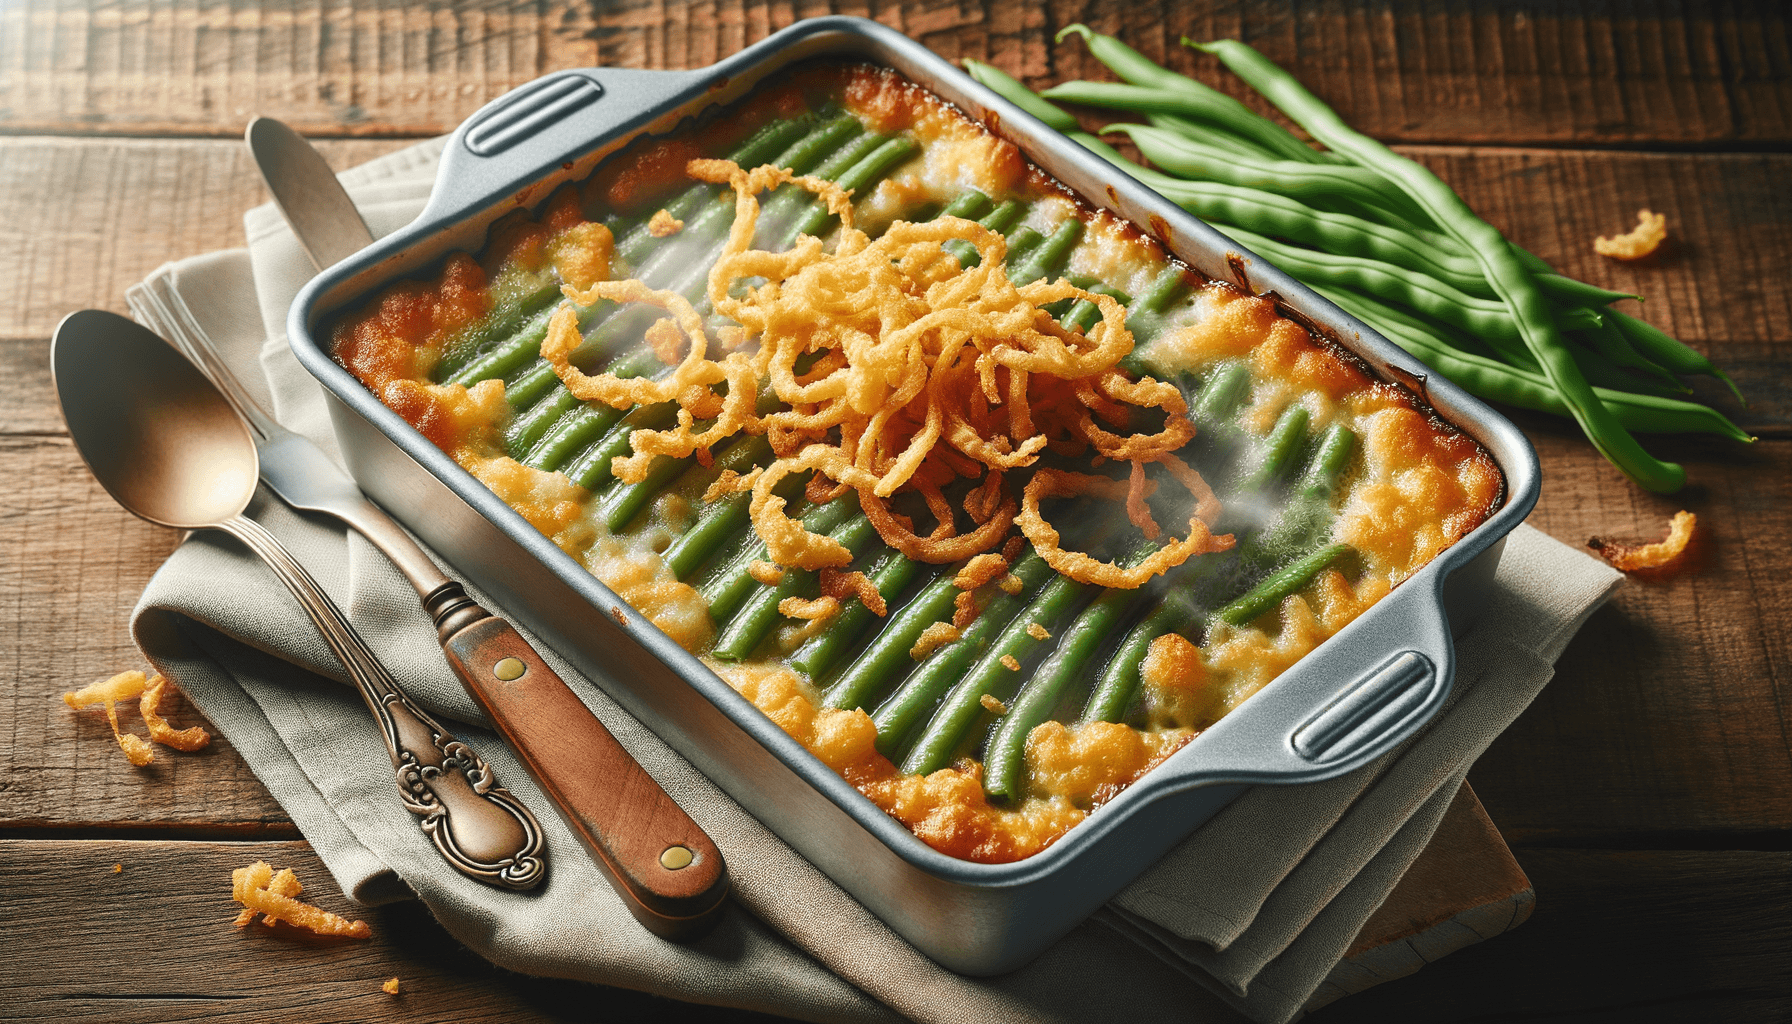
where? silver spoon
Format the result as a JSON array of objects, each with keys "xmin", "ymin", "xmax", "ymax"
[{"xmin": 52, "ymin": 308, "xmax": 547, "ymax": 891}]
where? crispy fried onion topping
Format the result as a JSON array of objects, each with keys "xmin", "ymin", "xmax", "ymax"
[
  {"xmin": 1017, "ymin": 469, "xmax": 1234, "ymax": 588},
  {"xmin": 1590, "ymin": 510, "xmax": 1696, "ymax": 571},
  {"xmin": 551, "ymin": 157, "xmax": 1226, "ymax": 584}
]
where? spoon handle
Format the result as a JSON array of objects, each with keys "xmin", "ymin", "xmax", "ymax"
[{"xmin": 217, "ymin": 514, "xmax": 548, "ymax": 891}]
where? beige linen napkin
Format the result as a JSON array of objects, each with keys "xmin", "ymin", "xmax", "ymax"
[{"xmin": 125, "ymin": 138, "xmax": 1621, "ymax": 1024}]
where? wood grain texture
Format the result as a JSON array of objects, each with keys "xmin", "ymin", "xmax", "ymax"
[
  {"xmin": 1470, "ymin": 422, "xmax": 1792, "ymax": 844},
  {"xmin": 0, "ymin": 136, "xmax": 411, "ymax": 343},
  {"xmin": 0, "ymin": 839, "xmax": 785, "ymax": 1023},
  {"xmin": 0, "ymin": 136, "xmax": 1782, "ymax": 433},
  {"xmin": 0, "ymin": 436, "xmax": 290, "ymax": 829},
  {"xmin": 1320, "ymin": 848, "xmax": 1792, "ymax": 1023},
  {"xmin": 2, "ymin": 1, "xmax": 1789, "ymax": 146}
]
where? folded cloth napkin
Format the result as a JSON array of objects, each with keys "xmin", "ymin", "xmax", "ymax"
[{"xmin": 125, "ymin": 137, "xmax": 1621, "ymax": 1024}]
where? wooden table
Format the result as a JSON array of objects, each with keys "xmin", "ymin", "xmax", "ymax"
[{"xmin": 3, "ymin": 2, "xmax": 1789, "ymax": 1021}]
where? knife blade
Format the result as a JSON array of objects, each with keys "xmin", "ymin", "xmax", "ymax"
[
  {"xmin": 232, "ymin": 117, "xmax": 731, "ymax": 939},
  {"xmin": 245, "ymin": 116, "xmax": 377, "ymax": 271}
]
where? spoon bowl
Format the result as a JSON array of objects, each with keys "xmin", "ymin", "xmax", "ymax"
[{"xmin": 52, "ymin": 309, "xmax": 259, "ymax": 529}]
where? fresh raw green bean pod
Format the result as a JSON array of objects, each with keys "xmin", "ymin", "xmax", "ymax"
[
  {"xmin": 1610, "ymin": 309, "xmax": 1745, "ymax": 403},
  {"xmin": 712, "ymin": 514, "xmax": 880, "ymax": 662},
  {"xmin": 962, "ymin": 60, "xmax": 1080, "ymax": 132},
  {"xmin": 1189, "ymin": 37, "xmax": 1684, "ymax": 493},
  {"xmin": 1144, "ymin": 112, "xmax": 1276, "ymax": 161},
  {"xmin": 1317, "ymin": 286, "xmax": 1753, "ymax": 441},
  {"xmin": 870, "ymin": 552, "xmax": 1055, "ymax": 757},
  {"xmin": 1108, "ymin": 124, "xmax": 1430, "ymax": 228},
  {"xmin": 1578, "ymin": 318, "xmax": 1687, "ymax": 392},
  {"xmin": 1040, "ymin": 80, "xmax": 1305, "ymax": 163},
  {"xmin": 1055, "ymin": 25, "xmax": 1342, "ymax": 166}
]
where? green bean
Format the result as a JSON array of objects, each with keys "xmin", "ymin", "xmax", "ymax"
[
  {"xmin": 1191, "ymin": 38, "xmax": 1684, "ymax": 493},
  {"xmin": 700, "ymin": 495, "xmax": 859, "ymax": 624},
  {"xmin": 945, "ymin": 198, "xmax": 1028, "ymax": 267},
  {"xmin": 504, "ymin": 388, "xmax": 582, "ymax": 459},
  {"xmin": 824, "ymin": 573, "xmax": 963, "ymax": 712},
  {"xmin": 790, "ymin": 552, "xmax": 930, "ymax": 682},
  {"xmin": 711, "ymin": 514, "xmax": 880, "ymax": 661},
  {"xmin": 1002, "ymin": 226, "xmax": 1046, "ymax": 266},
  {"xmin": 871, "ymin": 552, "xmax": 1055, "ymax": 757},
  {"xmin": 962, "ymin": 60, "xmax": 1080, "ymax": 132},
  {"xmin": 1214, "ymin": 223, "xmax": 1602, "ymax": 367},
  {"xmin": 592, "ymin": 418, "xmax": 722, "ymax": 532},
  {"xmin": 1061, "ymin": 282, "xmax": 1131, "ymax": 333},
  {"xmin": 1011, "ymin": 218, "xmax": 1084, "ymax": 284},
  {"xmin": 982, "ymin": 540, "xmax": 1160, "ymax": 799},
  {"xmin": 434, "ymin": 278, "xmax": 562, "ymax": 382},
  {"xmin": 1317, "ymin": 285, "xmax": 1752, "ymax": 441},
  {"xmin": 1610, "ymin": 309, "xmax": 1745, "ymax": 403},
  {"xmin": 445, "ymin": 303, "xmax": 557, "ymax": 390},
  {"xmin": 520, "ymin": 348, "xmax": 661, "ymax": 471},
  {"xmin": 1243, "ymin": 403, "xmax": 1311, "ymax": 489},
  {"xmin": 1300, "ymin": 424, "xmax": 1358, "ymax": 499},
  {"xmin": 1145, "ymin": 111, "xmax": 1275, "ymax": 161},
  {"xmin": 563, "ymin": 402, "xmax": 678, "ymax": 492},
  {"xmin": 1218, "ymin": 542, "xmax": 1353, "ymax": 626},
  {"xmin": 1191, "ymin": 362, "xmax": 1252, "ymax": 431},
  {"xmin": 1081, "ymin": 597, "xmax": 1189, "ymax": 724},
  {"xmin": 614, "ymin": 116, "xmax": 814, "ymax": 265},
  {"xmin": 1132, "ymin": 265, "xmax": 1189, "ymax": 317},
  {"xmin": 663, "ymin": 468, "xmax": 795, "ymax": 581},
  {"xmin": 1578, "ymin": 319, "xmax": 1687, "ymax": 393},
  {"xmin": 899, "ymin": 572, "xmax": 1093, "ymax": 777},
  {"xmin": 782, "ymin": 136, "xmax": 922, "ymax": 245},
  {"xmin": 753, "ymin": 129, "xmax": 882, "ymax": 246},
  {"xmin": 1055, "ymin": 25, "xmax": 1339, "ymax": 166},
  {"xmin": 1108, "ymin": 124, "xmax": 1430, "ymax": 228}
]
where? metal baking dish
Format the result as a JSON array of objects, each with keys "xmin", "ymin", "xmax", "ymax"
[{"xmin": 288, "ymin": 15, "xmax": 1540, "ymax": 976}]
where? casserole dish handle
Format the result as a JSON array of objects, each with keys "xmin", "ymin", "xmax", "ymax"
[
  {"xmin": 1161, "ymin": 576, "xmax": 1456, "ymax": 788},
  {"xmin": 419, "ymin": 66, "xmax": 710, "ymax": 227}
]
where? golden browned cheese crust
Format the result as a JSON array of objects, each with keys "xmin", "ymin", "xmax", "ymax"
[{"xmin": 328, "ymin": 64, "xmax": 1501, "ymax": 864}]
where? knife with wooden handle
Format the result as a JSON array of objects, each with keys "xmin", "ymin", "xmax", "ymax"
[{"xmin": 238, "ymin": 116, "xmax": 730, "ymax": 939}]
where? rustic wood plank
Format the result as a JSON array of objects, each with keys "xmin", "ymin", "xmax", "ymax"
[
  {"xmin": 0, "ymin": 838, "xmax": 785, "ymax": 1023},
  {"xmin": 0, "ymin": 136, "xmax": 1783, "ymax": 430},
  {"xmin": 1469, "ymin": 423, "xmax": 1792, "ymax": 845},
  {"xmin": 0, "ymin": 137, "xmax": 412, "ymax": 342},
  {"xmin": 1320, "ymin": 848, "xmax": 1792, "ymax": 1023},
  {"xmin": 0, "ymin": 436, "xmax": 289, "ymax": 829},
  {"xmin": 1, "ymin": 1, "xmax": 1788, "ymax": 146}
]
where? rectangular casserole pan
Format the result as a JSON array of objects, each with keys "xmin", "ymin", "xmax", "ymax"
[{"xmin": 288, "ymin": 15, "xmax": 1541, "ymax": 976}]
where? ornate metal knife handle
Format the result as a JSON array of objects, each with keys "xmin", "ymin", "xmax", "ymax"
[{"xmin": 219, "ymin": 513, "xmax": 547, "ymax": 890}]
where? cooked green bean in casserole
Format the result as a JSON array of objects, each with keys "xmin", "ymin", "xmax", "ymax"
[{"xmin": 330, "ymin": 63, "xmax": 1502, "ymax": 863}]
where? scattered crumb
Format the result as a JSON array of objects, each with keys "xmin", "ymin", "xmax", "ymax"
[
  {"xmin": 980, "ymin": 694, "xmax": 1008, "ymax": 714},
  {"xmin": 748, "ymin": 560, "xmax": 786, "ymax": 586},
  {"xmin": 648, "ymin": 208, "xmax": 685, "ymax": 237},
  {"xmin": 1000, "ymin": 654, "xmax": 1021, "ymax": 672},
  {"xmin": 610, "ymin": 606, "xmax": 629, "ymax": 627},
  {"xmin": 231, "ymin": 861, "xmax": 371, "ymax": 938},
  {"xmin": 997, "ymin": 574, "xmax": 1023, "ymax": 595},
  {"xmin": 382, "ymin": 978, "xmax": 401, "ymax": 995},
  {"xmin": 1590, "ymin": 510, "xmax": 1697, "ymax": 572},
  {"xmin": 1594, "ymin": 209, "xmax": 1667, "ymax": 260},
  {"xmin": 910, "ymin": 622, "xmax": 961, "ymax": 660},
  {"xmin": 62, "ymin": 670, "xmax": 210, "ymax": 766},
  {"xmin": 113, "ymin": 863, "xmax": 123, "ymax": 874},
  {"xmin": 1026, "ymin": 622, "xmax": 1050, "ymax": 641}
]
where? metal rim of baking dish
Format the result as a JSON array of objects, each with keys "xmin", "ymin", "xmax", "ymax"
[{"xmin": 288, "ymin": 13, "xmax": 1539, "ymax": 955}]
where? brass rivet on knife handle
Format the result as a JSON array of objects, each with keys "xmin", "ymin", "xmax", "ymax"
[{"xmin": 428, "ymin": 590, "xmax": 730, "ymax": 941}]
